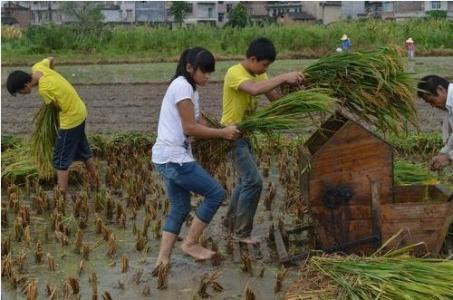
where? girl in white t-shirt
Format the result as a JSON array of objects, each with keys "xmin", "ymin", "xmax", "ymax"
[{"xmin": 152, "ymin": 48, "xmax": 240, "ymax": 271}]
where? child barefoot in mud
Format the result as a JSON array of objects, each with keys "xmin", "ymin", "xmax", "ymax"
[
  {"xmin": 221, "ymin": 38, "xmax": 303, "ymax": 244},
  {"xmin": 151, "ymin": 48, "xmax": 240, "ymax": 268},
  {"xmin": 6, "ymin": 57, "xmax": 99, "ymax": 198}
]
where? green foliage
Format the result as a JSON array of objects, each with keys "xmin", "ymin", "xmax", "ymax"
[
  {"xmin": 60, "ymin": 2, "xmax": 105, "ymax": 27},
  {"xmin": 3, "ymin": 19, "xmax": 451, "ymax": 60},
  {"xmin": 169, "ymin": 1, "xmax": 191, "ymax": 26},
  {"xmin": 225, "ymin": 3, "xmax": 250, "ymax": 28},
  {"xmin": 426, "ymin": 10, "xmax": 447, "ymax": 19}
]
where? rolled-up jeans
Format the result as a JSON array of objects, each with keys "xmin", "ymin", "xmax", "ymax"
[
  {"xmin": 154, "ymin": 161, "xmax": 225, "ymax": 235},
  {"xmin": 224, "ymin": 138, "xmax": 263, "ymax": 238}
]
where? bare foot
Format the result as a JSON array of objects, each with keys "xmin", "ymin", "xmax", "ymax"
[
  {"xmin": 181, "ymin": 242, "xmax": 215, "ymax": 261},
  {"xmin": 234, "ymin": 236, "xmax": 260, "ymax": 245}
]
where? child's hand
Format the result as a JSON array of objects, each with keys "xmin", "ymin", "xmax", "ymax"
[
  {"xmin": 283, "ymin": 72, "xmax": 304, "ymax": 86},
  {"xmin": 222, "ymin": 126, "xmax": 241, "ymax": 140},
  {"xmin": 430, "ymin": 153, "xmax": 450, "ymax": 170}
]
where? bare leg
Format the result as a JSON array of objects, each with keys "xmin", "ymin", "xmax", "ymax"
[
  {"xmin": 154, "ymin": 231, "xmax": 178, "ymax": 270},
  {"xmin": 181, "ymin": 216, "xmax": 215, "ymax": 261},
  {"xmin": 57, "ymin": 170, "xmax": 70, "ymax": 199}
]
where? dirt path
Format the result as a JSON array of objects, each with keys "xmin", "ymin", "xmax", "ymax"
[{"xmin": 1, "ymin": 83, "xmax": 445, "ymax": 135}]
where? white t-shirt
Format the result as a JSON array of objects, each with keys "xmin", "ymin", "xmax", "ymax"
[{"xmin": 152, "ymin": 76, "xmax": 200, "ymax": 164}]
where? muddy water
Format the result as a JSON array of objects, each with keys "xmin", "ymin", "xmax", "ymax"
[{"xmin": 2, "ymin": 159, "xmax": 302, "ymax": 300}]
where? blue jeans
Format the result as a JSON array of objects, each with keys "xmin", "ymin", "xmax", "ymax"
[
  {"xmin": 154, "ymin": 161, "xmax": 225, "ymax": 235},
  {"xmin": 224, "ymin": 138, "xmax": 263, "ymax": 238}
]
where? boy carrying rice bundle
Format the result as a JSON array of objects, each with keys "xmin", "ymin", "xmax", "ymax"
[{"xmin": 6, "ymin": 57, "xmax": 99, "ymax": 198}]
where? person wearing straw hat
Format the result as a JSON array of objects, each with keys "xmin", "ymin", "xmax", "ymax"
[
  {"xmin": 417, "ymin": 75, "xmax": 453, "ymax": 170},
  {"xmin": 405, "ymin": 37, "xmax": 416, "ymax": 60},
  {"xmin": 340, "ymin": 34, "xmax": 352, "ymax": 52}
]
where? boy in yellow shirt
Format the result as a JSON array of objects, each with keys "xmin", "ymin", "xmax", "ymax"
[
  {"xmin": 221, "ymin": 38, "xmax": 303, "ymax": 244},
  {"xmin": 6, "ymin": 57, "xmax": 99, "ymax": 197}
]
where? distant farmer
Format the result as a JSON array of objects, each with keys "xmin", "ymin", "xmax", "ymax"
[
  {"xmin": 405, "ymin": 38, "xmax": 416, "ymax": 60},
  {"xmin": 417, "ymin": 75, "xmax": 452, "ymax": 170},
  {"xmin": 6, "ymin": 57, "xmax": 100, "ymax": 198},
  {"xmin": 340, "ymin": 34, "xmax": 352, "ymax": 52}
]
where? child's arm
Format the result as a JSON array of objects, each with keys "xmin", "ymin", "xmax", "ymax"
[
  {"xmin": 238, "ymin": 71, "xmax": 303, "ymax": 97},
  {"xmin": 177, "ymin": 99, "xmax": 240, "ymax": 140}
]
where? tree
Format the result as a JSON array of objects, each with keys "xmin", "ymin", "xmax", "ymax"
[
  {"xmin": 225, "ymin": 3, "xmax": 250, "ymax": 28},
  {"xmin": 169, "ymin": 1, "xmax": 191, "ymax": 26},
  {"xmin": 60, "ymin": 2, "xmax": 104, "ymax": 30}
]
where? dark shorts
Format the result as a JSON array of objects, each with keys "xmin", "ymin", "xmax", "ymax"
[{"xmin": 53, "ymin": 121, "xmax": 92, "ymax": 171}]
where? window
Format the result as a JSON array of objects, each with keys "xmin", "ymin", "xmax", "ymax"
[
  {"xmin": 126, "ymin": 9, "xmax": 133, "ymax": 21},
  {"xmin": 218, "ymin": 1, "xmax": 224, "ymax": 4},
  {"xmin": 208, "ymin": 7, "xmax": 213, "ymax": 18},
  {"xmin": 431, "ymin": 1, "xmax": 441, "ymax": 10},
  {"xmin": 226, "ymin": 4, "xmax": 233, "ymax": 12},
  {"xmin": 218, "ymin": 12, "xmax": 224, "ymax": 22},
  {"xmin": 383, "ymin": 2, "xmax": 393, "ymax": 12}
]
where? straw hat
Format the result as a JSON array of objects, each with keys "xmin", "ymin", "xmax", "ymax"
[
  {"xmin": 406, "ymin": 37, "xmax": 414, "ymax": 43},
  {"xmin": 341, "ymin": 34, "xmax": 348, "ymax": 41}
]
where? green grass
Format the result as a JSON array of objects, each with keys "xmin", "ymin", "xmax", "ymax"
[
  {"xmin": 2, "ymin": 57, "xmax": 452, "ymax": 85},
  {"xmin": 2, "ymin": 19, "xmax": 452, "ymax": 64}
]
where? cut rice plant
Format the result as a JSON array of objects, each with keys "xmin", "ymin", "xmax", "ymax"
[
  {"xmin": 193, "ymin": 90, "xmax": 335, "ymax": 170},
  {"xmin": 309, "ymin": 254, "xmax": 453, "ymax": 300},
  {"xmin": 30, "ymin": 104, "xmax": 59, "ymax": 179},
  {"xmin": 238, "ymin": 89, "xmax": 335, "ymax": 133},
  {"xmin": 289, "ymin": 235, "xmax": 453, "ymax": 300},
  {"xmin": 1, "ymin": 146, "xmax": 38, "ymax": 183},
  {"xmin": 394, "ymin": 160, "xmax": 439, "ymax": 186},
  {"xmin": 386, "ymin": 132, "xmax": 443, "ymax": 158},
  {"xmin": 304, "ymin": 47, "xmax": 417, "ymax": 134}
]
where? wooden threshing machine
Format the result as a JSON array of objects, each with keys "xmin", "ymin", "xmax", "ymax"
[{"xmin": 300, "ymin": 113, "xmax": 453, "ymax": 255}]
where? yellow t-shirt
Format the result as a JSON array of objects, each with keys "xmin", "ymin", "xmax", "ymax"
[
  {"xmin": 32, "ymin": 58, "xmax": 87, "ymax": 129},
  {"xmin": 221, "ymin": 64, "xmax": 268, "ymax": 125}
]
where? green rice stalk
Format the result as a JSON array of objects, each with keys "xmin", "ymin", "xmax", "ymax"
[
  {"xmin": 394, "ymin": 160, "xmax": 439, "ymax": 186},
  {"xmin": 192, "ymin": 90, "xmax": 335, "ymax": 171},
  {"xmin": 304, "ymin": 47, "xmax": 417, "ymax": 134},
  {"xmin": 30, "ymin": 104, "xmax": 59, "ymax": 179},
  {"xmin": 1, "ymin": 148, "xmax": 38, "ymax": 183},
  {"xmin": 238, "ymin": 89, "xmax": 335, "ymax": 133},
  {"xmin": 308, "ymin": 232, "xmax": 453, "ymax": 300}
]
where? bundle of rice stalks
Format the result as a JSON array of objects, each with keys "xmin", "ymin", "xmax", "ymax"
[
  {"xmin": 1, "ymin": 146, "xmax": 38, "ymax": 183},
  {"xmin": 238, "ymin": 89, "xmax": 335, "ymax": 133},
  {"xmin": 288, "ymin": 238, "xmax": 453, "ymax": 300},
  {"xmin": 30, "ymin": 104, "xmax": 58, "ymax": 179},
  {"xmin": 1, "ymin": 134, "xmax": 23, "ymax": 152},
  {"xmin": 394, "ymin": 160, "xmax": 439, "ymax": 186},
  {"xmin": 310, "ymin": 255, "xmax": 453, "ymax": 299},
  {"xmin": 304, "ymin": 47, "xmax": 417, "ymax": 134},
  {"xmin": 192, "ymin": 113, "xmax": 230, "ymax": 173},
  {"xmin": 193, "ymin": 91, "xmax": 334, "ymax": 170},
  {"xmin": 386, "ymin": 132, "xmax": 443, "ymax": 159}
]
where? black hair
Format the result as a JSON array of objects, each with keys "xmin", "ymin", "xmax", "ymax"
[
  {"xmin": 246, "ymin": 37, "xmax": 276, "ymax": 62},
  {"xmin": 6, "ymin": 70, "xmax": 32, "ymax": 96},
  {"xmin": 417, "ymin": 75, "xmax": 450, "ymax": 98},
  {"xmin": 173, "ymin": 47, "xmax": 215, "ymax": 90}
]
